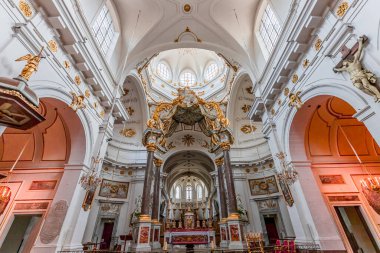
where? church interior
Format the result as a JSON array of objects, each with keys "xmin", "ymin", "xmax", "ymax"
[{"xmin": 0, "ymin": 0, "xmax": 380, "ymax": 252}]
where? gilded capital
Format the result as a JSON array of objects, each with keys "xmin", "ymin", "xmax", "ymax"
[
  {"xmin": 215, "ymin": 157, "xmax": 224, "ymax": 166},
  {"xmin": 220, "ymin": 142, "xmax": 230, "ymax": 151},
  {"xmin": 154, "ymin": 158, "xmax": 163, "ymax": 167},
  {"xmin": 146, "ymin": 143, "xmax": 157, "ymax": 152}
]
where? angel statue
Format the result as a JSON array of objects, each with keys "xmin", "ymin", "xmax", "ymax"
[
  {"xmin": 333, "ymin": 36, "xmax": 380, "ymax": 102},
  {"xmin": 15, "ymin": 47, "xmax": 45, "ymax": 81}
]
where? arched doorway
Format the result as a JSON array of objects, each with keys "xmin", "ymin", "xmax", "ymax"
[
  {"xmin": 289, "ymin": 95, "xmax": 380, "ymax": 252},
  {"xmin": 0, "ymin": 97, "xmax": 87, "ymax": 252}
]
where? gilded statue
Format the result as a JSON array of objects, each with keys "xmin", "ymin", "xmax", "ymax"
[
  {"xmin": 333, "ymin": 36, "xmax": 380, "ymax": 102},
  {"xmin": 288, "ymin": 91, "xmax": 303, "ymax": 109},
  {"xmin": 69, "ymin": 92, "xmax": 86, "ymax": 112},
  {"xmin": 15, "ymin": 48, "xmax": 44, "ymax": 81}
]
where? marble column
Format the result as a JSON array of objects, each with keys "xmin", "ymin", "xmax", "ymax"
[
  {"xmin": 220, "ymin": 143, "xmax": 238, "ymax": 216},
  {"xmin": 151, "ymin": 158, "xmax": 162, "ymax": 221},
  {"xmin": 220, "ymin": 142, "xmax": 244, "ymax": 250},
  {"xmin": 134, "ymin": 143, "xmax": 156, "ymax": 252},
  {"xmin": 151, "ymin": 159, "xmax": 162, "ymax": 249},
  {"xmin": 215, "ymin": 158, "xmax": 228, "ymax": 219},
  {"xmin": 140, "ymin": 144, "xmax": 156, "ymax": 218}
]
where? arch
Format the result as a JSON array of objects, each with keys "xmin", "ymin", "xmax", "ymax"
[
  {"xmin": 287, "ymin": 95, "xmax": 380, "ymax": 251},
  {"xmin": 282, "ymin": 80, "xmax": 371, "ymax": 160},
  {"xmin": 30, "ymin": 84, "xmax": 95, "ymax": 165}
]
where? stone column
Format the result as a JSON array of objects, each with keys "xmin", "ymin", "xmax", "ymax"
[
  {"xmin": 151, "ymin": 159, "xmax": 163, "ymax": 221},
  {"xmin": 216, "ymin": 157, "xmax": 229, "ymax": 248},
  {"xmin": 220, "ymin": 143, "xmax": 238, "ymax": 216},
  {"xmin": 215, "ymin": 158, "xmax": 228, "ymax": 219},
  {"xmin": 140, "ymin": 143, "xmax": 156, "ymax": 218},
  {"xmin": 151, "ymin": 159, "xmax": 163, "ymax": 249},
  {"xmin": 134, "ymin": 143, "xmax": 156, "ymax": 252},
  {"xmin": 220, "ymin": 142, "xmax": 244, "ymax": 250}
]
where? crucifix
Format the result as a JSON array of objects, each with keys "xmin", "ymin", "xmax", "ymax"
[{"xmin": 333, "ymin": 35, "xmax": 380, "ymax": 102}]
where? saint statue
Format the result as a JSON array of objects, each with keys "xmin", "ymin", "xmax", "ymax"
[{"xmin": 333, "ymin": 36, "xmax": 380, "ymax": 102}]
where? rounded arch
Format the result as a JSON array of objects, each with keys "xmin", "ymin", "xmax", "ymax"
[
  {"xmin": 282, "ymin": 80, "xmax": 371, "ymax": 160},
  {"xmin": 31, "ymin": 84, "xmax": 96, "ymax": 165},
  {"xmin": 124, "ymin": 42, "xmax": 255, "ymax": 82}
]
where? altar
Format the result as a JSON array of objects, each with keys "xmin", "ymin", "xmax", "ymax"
[{"xmin": 165, "ymin": 228, "xmax": 215, "ymax": 245}]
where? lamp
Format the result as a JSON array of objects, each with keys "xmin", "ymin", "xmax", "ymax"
[
  {"xmin": 0, "ymin": 186, "xmax": 11, "ymax": 215},
  {"xmin": 276, "ymin": 152, "xmax": 298, "ymax": 186}
]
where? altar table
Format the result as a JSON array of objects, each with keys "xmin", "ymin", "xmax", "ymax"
[{"xmin": 165, "ymin": 229, "xmax": 215, "ymax": 245}]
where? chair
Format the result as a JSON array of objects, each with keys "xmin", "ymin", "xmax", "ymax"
[{"xmin": 245, "ymin": 232, "xmax": 264, "ymax": 253}]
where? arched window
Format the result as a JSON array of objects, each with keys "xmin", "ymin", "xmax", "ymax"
[
  {"xmin": 186, "ymin": 184, "xmax": 192, "ymax": 200},
  {"xmin": 157, "ymin": 62, "xmax": 171, "ymax": 81},
  {"xmin": 180, "ymin": 71, "xmax": 196, "ymax": 86},
  {"xmin": 92, "ymin": 5, "xmax": 116, "ymax": 55},
  {"xmin": 204, "ymin": 63, "xmax": 218, "ymax": 81},
  {"xmin": 175, "ymin": 186, "xmax": 181, "ymax": 199},
  {"xmin": 197, "ymin": 185, "xmax": 203, "ymax": 199},
  {"xmin": 258, "ymin": 4, "xmax": 281, "ymax": 54}
]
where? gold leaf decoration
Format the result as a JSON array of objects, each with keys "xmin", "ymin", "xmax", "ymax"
[
  {"xmin": 74, "ymin": 75, "xmax": 81, "ymax": 85},
  {"xmin": 291, "ymin": 74, "xmax": 298, "ymax": 84},
  {"xmin": 283, "ymin": 87, "xmax": 290, "ymax": 96},
  {"xmin": 127, "ymin": 106, "xmax": 134, "ymax": 116},
  {"xmin": 336, "ymin": 2, "xmax": 349, "ymax": 17},
  {"xmin": 302, "ymin": 59, "xmax": 310, "ymax": 68},
  {"xmin": 100, "ymin": 110, "xmax": 105, "ymax": 118},
  {"xmin": 241, "ymin": 104, "xmax": 251, "ymax": 113},
  {"xmin": 182, "ymin": 134, "xmax": 195, "ymax": 146},
  {"xmin": 271, "ymin": 108, "xmax": 276, "ymax": 115},
  {"xmin": 314, "ymin": 38, "xmax": 322, "ymax": 51},
  {"xmin": 93, "ymin": 102, "xmax": 98, "ymax": 109},
  {"xmin": 19, "ymin": 0, "xmax": 32, "ymax": 17},
  {"xmin": 84, "ymin": 89, "xmax": 91, "ymax": 98},
  {"xmin": 48, "ymin": 40, "xmax": 58, "ymax": 53},
  {"xmin": 63, "ymin": 60, "xmax": 70, "ymax": 70},
  {"xmin": 240, "ymin": 124, "xmax": 256, "ymax": 134},
  {"xmin": 120, "ymin": 128, "xmax": 136, "ymax": 137},
  {"xmin": 246, "ymin": 86, "xmax": 254, "ymax": 94}
]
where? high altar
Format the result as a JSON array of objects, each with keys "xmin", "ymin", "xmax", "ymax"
[{"xmin": 164, "ymin": 204, "xmax": 216, "ymax": 248}]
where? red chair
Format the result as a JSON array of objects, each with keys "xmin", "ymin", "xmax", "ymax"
[
  {"xmin": 289, "ymin": 240, "xmax": 296, "ymax": 253},
  {"xmin": 274, "ymin": 240, "xmax": 282, "ymax": 253}
]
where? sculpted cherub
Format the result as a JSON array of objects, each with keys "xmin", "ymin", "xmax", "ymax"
[
  {"xmin": 15, "ymin": 47, "xmax": 44, "ymax": 81},
  {"xmin": 333, "ymin": 36, "xmax": 380, "ymax": 102}
]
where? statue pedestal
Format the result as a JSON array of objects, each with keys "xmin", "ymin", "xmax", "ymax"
[
  {"xmin": 151, "ymin": 220, "xmax": 161, "ymax": 249},
  {"xmin": 219, "ymin": 219, "xmax": 229, "ymax": 248},
  {"xmin": 227, "ymin": 214, "xmax": 245, "ymax": 250},
  {"xmin": 133, "ymin": 215, "xmax": 152, "ymax": 252}
]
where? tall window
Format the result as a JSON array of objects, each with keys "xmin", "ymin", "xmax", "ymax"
[
  {"xmin": 186, "ymin": 185, "xmax": 192, "ymax": 200},
  {"xmin": 175, "ymin": 186, "xmax": 181, "ymax": 199},
  {"xmin": 157, "ymin": 62, "xmax": 171, "ymax": 81},
  {"xmin": 180, "ymin": 71, "xmax": 196, "ymax": 86},
  {"xmin": 204, "ymin": 63, "xmax": 218, "ymax": 81},
  {"xmin": 197, "ymin": 185, "xmax": 203, "ymax": 199},
  {"xmin": 259, "ymin": 4, "xmax": 281, "ymax": 53},
  {"xmin": 92, "ymin": 5, "xmax": 115, "ymax": 55}
]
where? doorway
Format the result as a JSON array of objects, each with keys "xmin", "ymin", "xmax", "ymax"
[
  {"xmin": 0, "ymin": 214, "xmax": 42, "ymax": 253},
  {"xmin": 335, "ymin": 206, "xmax": 379, "ymax": 252},
  {"xmin": 100, "ymin": 220, "xmax": 115, "ymax": 249},
  {"xmin": 263, "ymin": 215, "xmax": 279, "ymax": 244}
]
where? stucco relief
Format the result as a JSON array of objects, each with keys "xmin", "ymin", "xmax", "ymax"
[{"xmin": 40, "ymin": 200, "xmax": 68, "ymax": 244}]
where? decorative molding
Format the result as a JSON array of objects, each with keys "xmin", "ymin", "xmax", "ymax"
[
  {"xmin": 120, "ymin": 128, "xmax": 136, "ymax": 137},
  {"xmin": 240, "ymin": 124, "xmax": 256, "ymax": 134},
  {"xmin": 18, "ymin": 0, "xmax": 33, "ymax": 17},
  {"xmin": 182, "ymin": 134, "xmax": 195, "ymax": 146},
  {"xmin": 174, "ymin": 27, "xmax": 202, "ymax": 43},
  {"xmin": 48, "ymin": 40, "xmax": 58, "ymax": 53},
  {"xmin": 336, "ymin": 2, "xmax": 349, "ymax": 18}
]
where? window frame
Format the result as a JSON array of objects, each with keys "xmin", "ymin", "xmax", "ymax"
[
  {"xmin": 156, "ymin": 62, "xmax": 172, "ymax": 81},
  {"xmin": 256, "ymin": 2, "xmax": 281, "ymax": 59},
  {"xmin": 204, "ymin": 62, "xmax": 219, "ymax": 82},
  {"xmin": 179, "ymin": 70, "xmax": 197, "ymax": 87},
  {"xmin": 91, "ymin": 3, "xmax": 118, "ymax": 58}
]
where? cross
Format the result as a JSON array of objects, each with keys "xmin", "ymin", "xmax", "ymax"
[{"xmin": 334, "ymin": 35, "xmax": 368, "ymax": 68}]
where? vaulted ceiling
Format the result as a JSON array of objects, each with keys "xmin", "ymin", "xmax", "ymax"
[{"xmin": 112, "ymin": 0, "xmax": 262, "ymax": 78}]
